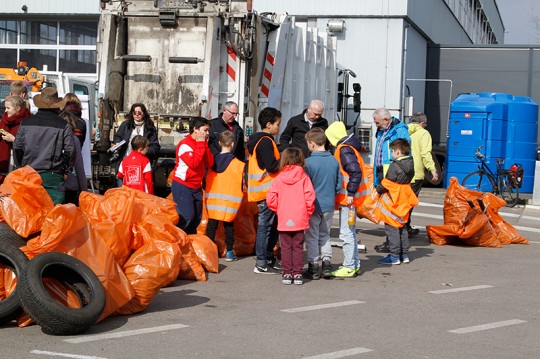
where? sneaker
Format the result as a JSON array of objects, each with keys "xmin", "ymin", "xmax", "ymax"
[
  {"xmin": 267, "ymin": 258, "xmax": 282, "ymax": 271},
  {"xmin": 377, "ymin": 254, "xmax": 401, "ymax": 265},
  {"xmin": 374, "ymin": 242, "xmax": 391, "ymax": 253},
  {"xmin": 304, "ymin": 263, "xmax": 320, "ymax": 280},
  {"xmin": 293, "ymin": 274, "xmax": 303, "ymax": 285},
  {"xmin": 253, "ymin": 264, "xmax": 281, "ymax": 274},
  {"xmin": 331, "ymin": 266, "xmax": 357, "ymax": 278},
  {"xmin": 321, "ymin": 260, "xmax": 333, "ymax": 279},
  {"xmin": 225, "ymin": 250, "xmax": 238, "ymax": 262},
  {"xmin": 282, "ymin": 274, "xmax": 293, "ymax": 285},
  {"xmin": 354, "ymin": 265, "xmax": 361, "ymax": 275},
  {"xmin": 401, "ymin": 255, "xmax": 410, "ymax": 264},
  {"xmin": 408, "ymin": 228, "xmax": 420, "ymax": 237}
]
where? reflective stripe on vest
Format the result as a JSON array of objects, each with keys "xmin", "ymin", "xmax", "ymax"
[
  {"xmin": 247, "ymin": 137, "xmax": 280, "ymax": 202},
  {"xmin": 374, "ymin": 178, "xmax": 418, "ymax": 228},
  {"xmin": 376, "ymin": 193, "xmax": 408, "ymax": 228},
  {"xmin": 205, "ymin": 158, "xmax": 245, "ymax": 222},
  {"xmin": 335, "ymin": 143, "xmax": 369, "ymax": 207}
]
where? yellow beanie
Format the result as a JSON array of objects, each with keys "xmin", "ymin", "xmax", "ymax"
[{"xmin": 325, "ymin": 121, "xmax": 347, "ymax": 147}]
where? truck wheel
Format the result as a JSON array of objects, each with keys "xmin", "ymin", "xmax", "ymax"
[
  {"xmin": 0, "ymin": 222, "xmax": 26, "ymax": 248},
  {"xmin": 17, "ymin": 252, "xmax": 106, "ymax": 335},
  {"xmin": 0, "ymin": 242, "xmax": 29, "ymax": 326}
]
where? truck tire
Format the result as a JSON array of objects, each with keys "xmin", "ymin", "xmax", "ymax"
[
  {"xmin": 0, "ymin": 242, "xmax": 29, "ymax": 326},
  {"xmin": 17, "ymin": 252, "xmax": 106, "ymax": 335},
  {"xmin": 0, "ymin": 222, "xmax": 26, "ymax": 248}
]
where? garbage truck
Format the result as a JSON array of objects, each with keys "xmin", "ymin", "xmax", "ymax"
[{"xmin": 94, "ymin": 0, "xmax": 338, "ymax": 195}]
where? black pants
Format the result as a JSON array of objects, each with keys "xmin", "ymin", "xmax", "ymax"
[
  {"xmin": 406, "ymin": 180, "xmax": 423, "ymax": 229},
  {"xmin": 206, "ymin": 219, "xmax": 235, "ymax": 251}
]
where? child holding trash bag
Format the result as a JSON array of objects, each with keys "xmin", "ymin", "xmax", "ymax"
[
  {"xmin": 375, "ymin": 138, "xmax": 417, "ymax": 265},
  {"xmin": 324, "ymin": 121, "xmax": 368, "ymax": 278},
  {"xmin": 266, "ymin": 148, "xmax": 315, "ymax": 285}
]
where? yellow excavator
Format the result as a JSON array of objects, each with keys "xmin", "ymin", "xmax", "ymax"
[{"xmin": 0, "ymin": 61, "xmax": 44, "ymax": 96}]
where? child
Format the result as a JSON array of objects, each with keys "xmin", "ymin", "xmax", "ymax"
[
  {"xmin": 205, "ymin": 130, "xmax": 245, "ymax": 261},
  {"xmin": 376, "ymin": 138, "xmax": 417, "ymax": 265},
  {"xmin": 172, "ymin": 117, "xmax": 214, "ymax": 234},
  {"xmin": 304, "ymin": 127, "xmax": 342, "ymax": 280},
  {"xmin": 325, "ymin": 121, "xmax": 368, "ymax": 278},
  {"xmin": 246, "ymin": 107, "xmax": 282, "ymax": 274},
  {"xmin": 266, "ymin": 148, "xmax": 315, "ymax": 285},
  {"xmin": 117, "ymin": 135, "xmax": 154, "ymax": 194}
]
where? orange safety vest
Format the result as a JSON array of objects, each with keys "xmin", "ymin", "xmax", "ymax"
[
  {"xmin": 247, "ymin": 137, "xmax": 280, "ymax": 202},
  {"xmin": 375, "ymin": 178, "xmax": 419, "ymax": 228},
  {"xmin": 335, "ymin": 143, "xmax": 370, "ymax": 207},
  {"xmin": 205, "ymin": 158, "xmax": 245, "ymax": 222}
]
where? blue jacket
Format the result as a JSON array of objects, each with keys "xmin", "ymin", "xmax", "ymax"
[
  {"xmin": 305, "ymin": 151, "xmax": 342, "ymax": 214},
  {"xmin": 374, "ymin": 117, "xmax": 410, "ymax": 185}
]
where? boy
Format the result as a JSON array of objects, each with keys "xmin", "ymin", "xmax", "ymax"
[
  {"xmin": 117, "ymin": 135, "xmax": 153, "ymax": 194},
  {"xmin": 376, "ymin": 138, "xmax": 417, "ymax": 265},
  {"xmin": 172, "ymin": 117, "xmax": 214, "ymax": 234},
  {"xmin": 247, "ymin": 107, "xmax": 282, "ymax": 274},
  {"xmin": 205, "ymin": 130, "xmax": 245, "ymax": 261},
  {"xmin": 304, "ymin": 127, "xmax": 342, "ymax": 279},
  {"xmin": 325, "ymin": 121, "xmax": 368, "ymax": 278}
]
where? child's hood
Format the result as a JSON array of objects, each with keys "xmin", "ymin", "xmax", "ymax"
[
  {"xmin": 211, "ymin": 152, "xmax": 235, "ymax": 173},
  {"xmin": 277, "ymin": 165, "xmax": 307, "ymax": 185}
]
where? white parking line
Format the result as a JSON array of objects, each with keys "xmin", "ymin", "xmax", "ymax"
[
  {"xmin": 280, "ymin": 300, "xmax": 364, "ymax": 313},
  {"xmin": 302, "ymin": 347, "xmax": 373, "ymax": 358},
  {"xmin": 449, "ymin": 319, "xmax": 527, "ymax": 334},
  {"xmin": 63, "ymin": 324, "xmax": 189, "ymax": 344},
  {"xmin": 30, "ymin": 350, "xmax": 107, "ymax": 359},
  {"xmin": 514, "ymin": 225, "xmax": 540, "ymax": 234},
  {"xmin": 429, "ymin": 285, "xmax": 493, "ymax": 294}
]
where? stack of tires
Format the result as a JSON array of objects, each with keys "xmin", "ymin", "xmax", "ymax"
[{"xmin": 0, "ymin": 223, "xmax": 106, "ymax": 335}]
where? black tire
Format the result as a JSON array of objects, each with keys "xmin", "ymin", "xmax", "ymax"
[
  {"xmin": 0, "ymin": 242, "xmax": 29, "ymax": 326},
  {"xmin": 17, "ymin": 252, "xmax": 106, "ymax": 335},
  {"xmin": 461, "ymin": 170, "xmax": 496, "ymax": 193},
  {"xmin": 0, "ymin": 222, "xmax": 26, "ymax": 248},
  {"xmin": 499, "ymin": 174, "xmax": 519, "ymax": 208}
]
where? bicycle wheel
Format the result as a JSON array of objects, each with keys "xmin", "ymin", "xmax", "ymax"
[
  {"xmin": 499, "ymin": 174, "xmax": 519, "ymax": 208},
  {"xmin": 461, "ymin": 170, "xmax": 496, "ymax": 193}
]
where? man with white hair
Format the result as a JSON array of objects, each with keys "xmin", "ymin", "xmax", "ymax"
[{"xmin": 279, "ymin": 99, "xmax": 328, "ymax": 158}]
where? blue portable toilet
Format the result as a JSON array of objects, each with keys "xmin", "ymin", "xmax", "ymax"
[{"xmin": 444, "ymin": 93, "xmax": 538, "ymax": 193}]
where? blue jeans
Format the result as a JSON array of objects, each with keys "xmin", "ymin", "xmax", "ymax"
[
  {"xmin": 172, "ymin": 181, "xmax": 203, "ymax": 235},
  {"xmin": 339, "ymin": 205, "xmax": 359, "ymax": 269},
  {"xmin": 255, "ymin": 200, "xmax": 278, "ymax": 267}
]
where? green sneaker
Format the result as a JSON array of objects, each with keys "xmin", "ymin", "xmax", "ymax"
[
  {"xmin": 354, "ymin": 265, "xmax": 361, "ymax": 275},
  {"xmin": 331, "ymin": 266, "xmax": 357, "ymax": 278}
]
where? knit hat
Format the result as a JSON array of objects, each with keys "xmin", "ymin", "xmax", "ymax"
[{"xmin": 325, "ymin": 121, "xmax": 347, "ymax": 147}]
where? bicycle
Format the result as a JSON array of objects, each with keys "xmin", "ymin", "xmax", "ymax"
[{"xmin": 461, "ymin": 146, "xmax": 520, "ymax": 208}]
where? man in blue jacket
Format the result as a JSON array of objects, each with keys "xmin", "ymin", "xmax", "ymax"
[{"xmin": 372, "ymin": 108, "xmax": 411, "ymax": 253}]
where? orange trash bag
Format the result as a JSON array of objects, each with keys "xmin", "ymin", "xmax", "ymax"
[
  {"xmin": 22, "ymin": 204, "xmax": 135, "ymax": 322},
  {"xmin": 480, "ymin": 193, "xmax": 528, "ymax": 245},
  {"xmin": 0, "ymin": 166, "xmax": 54, "ymax": 238},
  {"xmin": 188, "ymin": 234, "xmax": 219, "ymax": 273},
  {"xmin": 357, "ymin": 188, "xmax": 381, "ymax": 224}
]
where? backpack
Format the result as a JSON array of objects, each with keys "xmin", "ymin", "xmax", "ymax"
[{"xmin": 508, "ymin": 163, "xmax": 524, "ymax": 188}]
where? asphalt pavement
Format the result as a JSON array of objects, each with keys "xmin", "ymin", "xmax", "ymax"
[{"xmin": 2, "ymin": 188, "xmax": 540, "ymax": 359}]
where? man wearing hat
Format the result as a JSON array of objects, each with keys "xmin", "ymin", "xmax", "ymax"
[{"xmin": 13, "ymin": 87, "xmax": 75, "ymax": 205}]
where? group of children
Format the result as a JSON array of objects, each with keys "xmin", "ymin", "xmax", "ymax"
[{"xmin": 117, "ymin": 107, "xmax": 417, "ymax": 285}]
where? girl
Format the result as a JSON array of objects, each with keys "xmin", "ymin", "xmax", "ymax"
[
  {"xmin": 0, "ymin": 95, "xmax": 31, "ymax": 183},
  {"xmin": 266, "ymin": 147, "xmax": 315, "ymax": 285}
]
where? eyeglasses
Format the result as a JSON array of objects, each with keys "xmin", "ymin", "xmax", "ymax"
[
  {"xmin": 226, "ymin": 109, "xmax": 239, "ymax": 116},
  {"xmin": 133, "ymin": 111, "xmax": 143, "ymax": 116}
]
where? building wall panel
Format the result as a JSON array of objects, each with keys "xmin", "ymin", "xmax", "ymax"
[{"xmin": 1, "ymin": 0, "xmax": 99, "ymax": 15}]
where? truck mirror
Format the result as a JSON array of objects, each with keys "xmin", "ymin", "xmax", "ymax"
[
  {"xmin": 337, "ymin": 82, "xmax": 344, "ymax": 111},
  {"xmin": 352, "ymin": 82, "xmax": 361, "ymax": 113}
]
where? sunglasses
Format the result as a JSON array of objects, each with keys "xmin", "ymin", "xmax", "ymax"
[
  {"xmin": 133, "ymin": 111, "xmax": 144, "ymax": 116},
  {"xmin": 227, "ymin": 109, "xmax": 239, "ymax": 116}
]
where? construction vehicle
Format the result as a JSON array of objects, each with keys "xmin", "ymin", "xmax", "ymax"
[
  {"xmin": 0, "ymin": 62, "xmax": 44, "ymax": 99},
  {"xmin": 94, "ymin": 0, "xmax": 338, "ymax": 195}
]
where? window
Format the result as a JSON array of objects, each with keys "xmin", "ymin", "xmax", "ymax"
[
  {"xmin": 0, "ymin": 20, "xmax": 17, "ymax": 44},
  {"xmin": 59, "ymin": 50, "xmax": 96, "ymax": 73},
  {"xmin": 20, "ymin": 21, "xmax": 58, "ymax": 45},
  {"xmin": 59, "ymin": 21, "xmax": 97, "ymax": 46},
  {"xmin": 0, "ymin": 49, "xmax": 18, "ymax": 67},
  {"xmin": 20, "ymin": 49, "xmax": 57, "ymax": 71}
]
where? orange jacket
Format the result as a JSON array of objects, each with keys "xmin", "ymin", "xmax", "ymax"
[
  {"xmin": 205, "ymin": 158, "xmax": 245, "ymax": 222},
  {"xmin": 335, "ymin": 143, "xmax": 370, "ymax": 207},
  {"xmin": 247, "ymin": 138, "xmax": 280, "ymax": 202},
  {"xmin": 375, "ymin": 178, "xmax": 418, "ymax": 228}
]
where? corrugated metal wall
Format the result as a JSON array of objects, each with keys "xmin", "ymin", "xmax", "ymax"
[
  {"xmin": 426, "ymin": 46, "xmax": 540, "ymax": 146},
  {"xmin": 0, "ymin": 0, "xmax": 99, "ymax": 14}
]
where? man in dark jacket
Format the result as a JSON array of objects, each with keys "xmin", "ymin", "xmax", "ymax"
[
  {"xmin": 279, "ymin": 99, "xmax": 328, "ymax": 158},
  {"xmin": 208, "ymin": 101, "xmax": 245, "ymax": 161},
  {"xmin": 13, "ymin": 87, "xmax": 75, "ymax": 205}
]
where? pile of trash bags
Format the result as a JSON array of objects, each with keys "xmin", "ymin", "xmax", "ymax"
[
  {"xmin": 426, "ymin": 177, "xmax": 528, "ymax": 247},
  {"xmin": 0, "ymin": 166, "xmax": 254, "ymax": 334}
]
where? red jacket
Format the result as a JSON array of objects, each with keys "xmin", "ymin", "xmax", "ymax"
[
  {"xmin": 0, "ymin": 107, "xmax": 30, "ymax": 179},
  {"xmin": 118, "ymin": 150, "xmax": 154, "ymax": 194},
  {"xmin": 266, "ymin": 165, "xmax": 316, "ymax": 231},
  {"xmin": 172, "ymin": 134, "xmax": 214, "ymax": 189}
]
